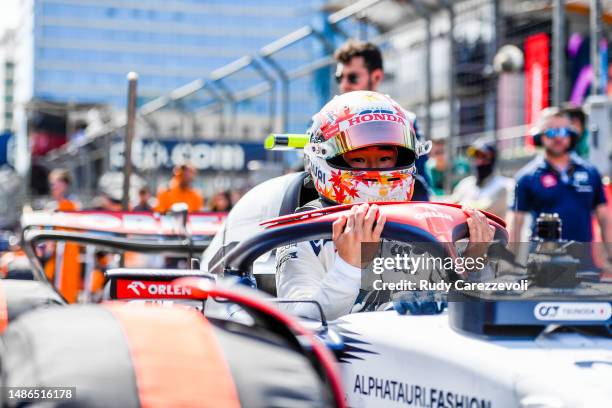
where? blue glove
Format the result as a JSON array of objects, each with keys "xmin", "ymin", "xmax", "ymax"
[{"xmin": 393, "ymin": 290, "xmax": 447, "ymax": 315}]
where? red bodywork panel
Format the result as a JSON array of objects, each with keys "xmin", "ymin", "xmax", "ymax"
[
  {"xmin": 261, "ymin": 201, "xmax": 507, "ymax": 244},
  {"xmin": 23, "ymin": 211, "xmax": 227, "ymax": 237}
]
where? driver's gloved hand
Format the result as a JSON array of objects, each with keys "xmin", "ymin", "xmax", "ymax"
[{"xmin": 392, "ymin": 290, "xmax": 447, "ymax": 315}]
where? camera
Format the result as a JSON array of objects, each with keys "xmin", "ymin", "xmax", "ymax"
[{"xmin": 526, "ymin": 213, "xmax": 580, "ymax": 288}]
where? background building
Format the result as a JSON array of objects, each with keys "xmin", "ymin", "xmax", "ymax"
[
  {"xmin": 0, "ymin": 29, "xmax": 15, "ymax": 134},
  {"xmin": 1, "ymin": 0, "xmax": 610, "ymax": 206},
  {"xmin": 9, "ymin": 0, "xmax": 330, "ymax": 194}
]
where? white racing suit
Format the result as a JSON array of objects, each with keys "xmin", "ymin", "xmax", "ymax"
[
  {"xmin": 275, "ymin": 239, "xmax": 450, "ymax": 321},
  {"xmin": 276, "ymin": 239, "xmax": 360, "ymax": 320}
]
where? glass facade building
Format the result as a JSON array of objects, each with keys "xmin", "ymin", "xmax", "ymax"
[
  {"xmin": 12, "ymin": 0, "xmax": 332, "ymax": 173},
  {"xmin": 25, "ymin": 0, "xmax": 324, "ymax": 107}
]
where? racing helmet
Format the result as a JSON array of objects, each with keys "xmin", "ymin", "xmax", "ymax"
[{"xmin": 305, "ymin": 91, "xmax": 430, "ymax": 204}]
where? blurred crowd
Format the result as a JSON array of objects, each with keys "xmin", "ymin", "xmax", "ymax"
[
  {"xmin": 330, "ymin": 39, "xmax": 609, "ymax": 249},
  {"xmin": 2, "ymin": 39, "xmax": 610, "ymax": 298},
  {"xmin": 39, "ymin": 39, "xmax": 609, "ymax": 245},
  {"xmin": 46, "ymin": 163, "xmax": 242, "ymax": 215},
  {"xmin": 47, "ymin": 100, "xmax": 604, "ymax": 233}
]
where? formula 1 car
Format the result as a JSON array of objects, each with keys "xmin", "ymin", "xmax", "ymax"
[
  {"xmin": 198, "ymin": 197, "xmax": 612, "ymax": 408},
  {"xmin": 0, "ymin": 278, "xmax": 345, "ymax": 407},
  {"xmin": 1, "ymin": 212, "xmax": 345, "ymax": 408},
  {"xmin": 18, "ymin": 209, "xmax": 226, "ymax": 302},
  {"xmin": 11, "ymin": 181, "xmax": 612, "ymax": 407}
]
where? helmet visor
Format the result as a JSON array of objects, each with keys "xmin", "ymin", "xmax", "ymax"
[{"xmin": 315, "ymin": 121, "xmax": 416, "ymax": 159}]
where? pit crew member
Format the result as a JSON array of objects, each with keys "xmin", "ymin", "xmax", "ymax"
[
  {"xmin": 155, "ymin": 163, "xmax": 204, "ymax": 213},
  {"xmin": 508, "ymin": 108, "xmax": 611, "ymax": 270},
  {"xmin": 43, "ymin": 168, "xmax": 81, "ymax": 303}
]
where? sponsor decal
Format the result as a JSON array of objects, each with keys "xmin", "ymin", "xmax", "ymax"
[
  {"xmin": 122, "ymin": 214, "xmax": 159, "ymax": 233},
  {"xmin": 414, "ymin": 211, "xmax": 453, "ymax": 221},
  {"xmin": 309, "ymin": 239, "xmax": 332, "ymax": 257},
  {"xmin": 358, "ymin": 108, "xmax": 394, "ymax": 115},
  {"xmin": 573, "ymin": 184, "xmax": 593, "ymax": 193},
  {"xmin": 571, "ymin": 171, "xmax": 594, "ymax": 193},
  {"xmin": 332, "ymin": 322, "xmax": 377, "ymax": 363},
  {"xmin": 311, "ymin": 163, "xmax": 327, "ymax": 184},
  {"xmin": 276, "ymin": 244, "xmax": 298, "ymax": 271},
  {"xmin": 109, "ymin": 140, "xmax": 262, "ymax": 171},
  {"xmin": 124, "ymin": 299, "xmax": 204, "ymax": 312},
  {"xmin": 76, "ymin": 214, "xmax": 123, "ymax": 230},
  {"xmin": 116, "ymin": 280, "xmax": 199, "ymax": 299},
  {"xmin": 51, "ymin": 212, "xmax": 224, "ymax": 236},
  {"xmin": 540, "ymin": 174, "xmax": 557, "ymax": 188},
  {"xmin": 352, "ymin": 374, "xmax": 491, "ymax": 408},
  {"xmin": 127, "ymin": 281, "xmax": 146, "ymax": 296},
  {"xmin": 342, "ymin": 113, "xmax": 406, "ymax": 129},
  {"xmin": 574, "ymin": 171, "xmax": 588, "ymax": 183},
  {"xmin": 534, "ymin": 302, "xmax": 612, "ymax": 321}
]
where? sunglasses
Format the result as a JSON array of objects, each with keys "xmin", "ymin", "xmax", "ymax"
[
  {"xmin": 335, "ymin": 72, "xmax": 360, "ymax": 85},
  {"xmin": 541, "ymin": 127, "xmax": 577, "ymax": 139}
]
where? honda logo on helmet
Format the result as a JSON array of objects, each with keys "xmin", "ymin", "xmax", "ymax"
[{"xmin": 346, "ymin": 113, "xmax": 406, "ymax": 128}]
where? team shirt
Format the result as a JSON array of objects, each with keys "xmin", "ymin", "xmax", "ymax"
[
  {"xmin": 513, "ymin": 155, "xmax": 607, "ymax": 242},
  {"xmin": 155, "ymin": 185, "xmax": 203, "ymax": 213},
  {"xmin": 44, "ymin": 198, "xmax": 81, "ymax": 303}
]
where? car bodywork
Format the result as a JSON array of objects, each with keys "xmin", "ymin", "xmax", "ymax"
[
  {"xmin": 19, "ymin": 210, "xmax": 226, "ymax": 301},
  {"xmin": 3, "ymin": 209, "xmax": 346, "ymax": 407},
  {"xmin": 203, "ymin": 200, "xmax": 612, "ymax": 408},
  {"xmin": 14, "ymin": 200, "xmax": 612, "ymax": 407}
]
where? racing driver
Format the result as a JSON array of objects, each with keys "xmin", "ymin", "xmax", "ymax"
[{"xmin": 276, "ymin": 91, "xmax": 494, "ymax": 320}]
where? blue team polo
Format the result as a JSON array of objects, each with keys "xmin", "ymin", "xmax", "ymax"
[{"xmin": 512, "ymin": 154, "xmax": 607, "ymax": 242}]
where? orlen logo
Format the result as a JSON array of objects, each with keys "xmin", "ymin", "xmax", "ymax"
[
  {"xmin": 127, "ymin": 281, "xmax": 146, "ymax": 296},
  {"xmin": 534, "ymin": 302, "xmax": 612, "ymax": 321},
  {"xmin": 118, "ymin": 280, "xmax": 194, "ymax": 299}
]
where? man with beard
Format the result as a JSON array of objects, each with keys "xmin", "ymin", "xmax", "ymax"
[
  {"xmin": 509, "ymin": 108, "xmax": 610, "ymax": 249},
  {"xmin": 334, "ymin": 40, "xmax": 431, "ymax": 201},
  {"xmin": 449, "ymin": 139, "xmax": 513, "ymax": 219}
]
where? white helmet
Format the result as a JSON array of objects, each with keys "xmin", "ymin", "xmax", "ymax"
[{"xmin": 305, "ymin": 91, "xmax": 429, "ymax": 204}]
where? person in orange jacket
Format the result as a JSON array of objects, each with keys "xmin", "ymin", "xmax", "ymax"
[
  {"xmin": 155, "ymin": 164, "xmax": 204, "ymax": 213},
  {"xmin": 43, "ymin": 169, "xmax": 82, "ymax": 303}
]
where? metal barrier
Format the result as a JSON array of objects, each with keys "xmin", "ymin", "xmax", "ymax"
[{"xmin": 40, "ymin": 0, "xmax": 610, "ymax": 202}]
